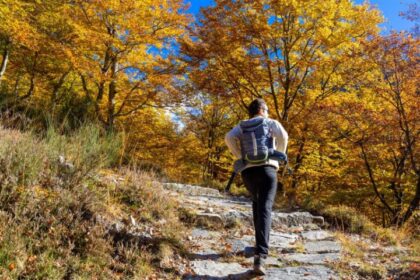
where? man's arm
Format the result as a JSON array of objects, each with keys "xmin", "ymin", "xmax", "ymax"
[
  {"xmin": 271, "ymin": 120, "xmax": 288, "ymax": 153},
  {"xmin": 225, "ymin": 125, "xmax": 242, "ymax": 159}
]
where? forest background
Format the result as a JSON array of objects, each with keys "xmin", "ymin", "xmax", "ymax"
[{"xmin": 0, "ymin": 0, "xmax": 418, "ymax": 229}]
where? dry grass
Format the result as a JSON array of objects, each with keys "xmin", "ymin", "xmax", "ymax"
[
  {"xmin": 321, "ymin": 205, "xmax": 399, "ymax": 244},
  {"xmin": 325, "ymin": 207, "xmax": 420, "ymax": 280},
  {"xmin": 0, "ymin": 124, "xmax": 187, "ymax": 279}
]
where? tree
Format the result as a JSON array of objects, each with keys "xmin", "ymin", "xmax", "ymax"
[
  {"xmin": 70, "ymin": 0, "xmax": 190, "ymax": 130},
  {"xmin": 328, "ymin": 33, "xmax": 419, "ymax": 226},
  {"xmin": 364, "ymin": 33, "xmax": 419, "ymax": 225},
  {"xmin": 0, "ymin": 0, "xmax": 190, "ymax": 130},
  {"xmin": 0, "ymin": 0, "xmax": 79, "ymax": 113},
  {"xmin": 0, "ymin": 0, "xmax": 38, "ymax": 84},
  {"xmin": 181, "ymin": 0, "xmax": 382, "ymax": 204},
  {"xmin": 180, "ymin": 94, "xmax": 239, "ymax": 182}
]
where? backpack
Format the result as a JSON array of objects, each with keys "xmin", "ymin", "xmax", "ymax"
[{"xmin": 239, "ymin": 117, "xmax": 274, "ymax": 164}]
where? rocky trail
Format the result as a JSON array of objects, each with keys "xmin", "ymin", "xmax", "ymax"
[{"xmin": 163, "ymin": 183, "xmax": 343, "ymax": 280}]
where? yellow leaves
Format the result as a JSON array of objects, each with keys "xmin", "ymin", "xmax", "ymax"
[
  {"xmin": 0, "ymin": 0, "xmax": 38, "ymax": 47},
  {"xmin": 32, "ymin": 185, "xmax": 56, "ymax": 202},
  {"xmin": 318, "ymin": 26, "xmax": 332, "ymax": 42}
]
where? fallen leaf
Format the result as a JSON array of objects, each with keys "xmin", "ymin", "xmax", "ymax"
[
  {"xmin": 8, "ymin": 263, "xmax": 15, "ymax": 271},
  {"xmin": 409, "ymin": 262, "xmax": 420, "ymax": 272}
]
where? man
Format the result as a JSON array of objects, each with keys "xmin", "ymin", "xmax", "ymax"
[{"xmin": 225, "ymin": 98, "xmax": 288, "ymax": 275}]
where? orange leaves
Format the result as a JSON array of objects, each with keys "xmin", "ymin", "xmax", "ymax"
[
  {"xmin": 177, "ymin": 0, "xmax": 418, "ymax": 227},
  {"xmin": 1, "ymin": 0, "xmax": 191, "ymax": 130},
  {"xmin": 66, "ymin": 0, "xmax": 191, "ymax": 128},
  {"xmin": 182, "ymin": 0, "xmax": 383, "ymax": 125}
]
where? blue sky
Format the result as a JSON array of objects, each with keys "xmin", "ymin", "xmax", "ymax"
[{"xmin": 186, "ymin": 0, "xmax": 417, "ymax": 33}]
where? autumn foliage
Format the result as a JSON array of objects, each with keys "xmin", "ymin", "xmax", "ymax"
[{"xmin": 0, "ymin": 0, "xmax": 418, "ymax": 227}]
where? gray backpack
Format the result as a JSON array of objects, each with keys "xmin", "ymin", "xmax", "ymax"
[
  {"xmin": 225, "ymin": 118, "xmax": 289, "ymax": 192},
  {"xmin": 239, "ymin": 118, "xmax": 274, "ymax": 163}
]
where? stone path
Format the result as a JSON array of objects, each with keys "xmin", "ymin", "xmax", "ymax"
[{"xmin": 163, "ymin": 183, "xmax": 342, "ymax": 279}]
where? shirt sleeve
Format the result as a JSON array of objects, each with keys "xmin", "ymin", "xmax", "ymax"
[
  {"xmin": 271, "ymin": 119, "xmax": 288, "ymax": 153},
  {"xmin": 225, "ymin": 125, "xmax": 242, "ymax": 159}
]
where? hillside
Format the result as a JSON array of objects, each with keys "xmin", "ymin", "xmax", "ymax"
[
  {"xmin": 0, "ymin": 125, "xmax": 418, "ymax": 279},
  {"xmin": 0, "ymin": 125, "xmax": 185, "ymax": 278}
]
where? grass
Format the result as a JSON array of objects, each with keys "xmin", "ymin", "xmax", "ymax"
[
  {"xmin": 333, "ymin": 232, "xmax": 388, "ymax": 279},
  {"xmin": 321, "ymin": 206, "xmax": 420, "ymax": 279},
  {"xmin": 0, "ymin": 123, "xmax": 188, "ymax": 279},
  {"xmin": 320, "ymin": 205, "xmax": 398, "ymax": 244}
]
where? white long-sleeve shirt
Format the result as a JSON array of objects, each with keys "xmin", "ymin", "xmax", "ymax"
[{"xmin": 225, "ymin": 116, "xmax": 288, "ymax": 170}]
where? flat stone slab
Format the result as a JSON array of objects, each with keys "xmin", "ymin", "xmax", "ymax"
[
  {"xmin": 301, "ymin": 230, "xmax": 333, "ymax": 241},
  {"xmin": 191, "ymin": 229, "xmax": 222, "ymax": 240},
  {"xmin": 163, "ymin": 183, "xmax": 222, "ymax": 197},
  {"xmin": 188, "ymin": 260, "xmax": 248, "ymax": 278},
  {"xmin": 281, "ymin": 253, "xmax": 340, "ymax": 265},
  {"xmin": 227, "ymin": 238, "xmax": 252, "ymax": 254},
  {"xmin": 270, "ymin": 232, "xmax": 299, "ymax": 248},
  {"xmin": 264, "ymin": 265, "xmax": 338, "ymax": 280},
  {"xmin": 184, "ymin": 197, "xmax": 251, "ymax": 212},
  {"xmin": 304, "ymin": 241, "xmax": 341, "ymax": 253},
  {"xmin": 273, "ymin": 212, "xmax": 324, "ymax": 227},
  {"xmin": 226, "ymin": 232, "xmax": 299, "ymax": 255},
  {"xmin": 224, "ymin": 210, "xmax": 252, "ymax": 224}
]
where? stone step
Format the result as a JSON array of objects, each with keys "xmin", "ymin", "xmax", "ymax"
[
  {"xmin": 273, "ymin": 212, "xmax": 324, "ymax": 227},
  {"xmin": 167, "ymin": 183, "xmax": 326, "ymax": 228},
  {"xmin": 264, "ymin": 266, "xmax": 338, "ymax": 280},
  {"xmin": 191, "ymin": 229, "xmax": 222, "ymax": 240},
  {"xmin": 280, "ymin": 253, "xmax": 341, "ymax": 265},
  {"xmin": 191, "ymin": 210, "xmax": 325, "ymax": 229},
  {"xmin": 187, "ymin": 260, "xmax": 247, "ymax": 279},
  {"xmin": 169, "ymin": 182, "xmax": 342, "ymax": 279},
  {"xmin": 301, "ymin": 230, "xmax": 334, "ymax": 241},
  {"xmin": 163, "ymin": 183, "xmax": 222, "ymax": 197},
  {"xmin": 186, "ymin": 260, "xmax": 338, "ymax": 279},
  {"xmin": 304, "ymin": 241, "xmax": 341, "ymax": 254}
]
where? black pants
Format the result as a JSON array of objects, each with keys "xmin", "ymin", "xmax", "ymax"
[{"xmin": 241, "ymin": 165, "xmax": 278, "ymax": 257}]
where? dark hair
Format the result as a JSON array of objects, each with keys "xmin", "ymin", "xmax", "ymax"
[{"xmin": 248, "ymin": 98, "xmax": 267, "ymax": 118}]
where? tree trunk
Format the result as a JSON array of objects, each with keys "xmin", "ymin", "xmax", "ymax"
[
  {"xmin": 106, "ymin": 58, "xmax": 118, "ymax": 131},
  {"xmin": 0, "ymin": 45, "xmax": 9, "ymax": 83},
  {"xmin": 20, "ymin": 52, "xmax": 39, "ymax": 100},
  {"xmin": 288, "ymin": 124, "xmax": 308, "ymax": 207},
  {"xmin": 400, "ymin": 176, "xmax": 420, "ymax": 226},
  {"xmin": 359, "ymin": 142, "xmax": 395, "ymax": 216},
  {"xmin": 51, "ymin": 71, "xmax": 70, "ymax": 105}
]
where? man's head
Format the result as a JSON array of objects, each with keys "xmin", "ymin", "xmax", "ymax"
[{"xmin": 248, "ymin": 98, "xmax": 268, "ymax": 118}]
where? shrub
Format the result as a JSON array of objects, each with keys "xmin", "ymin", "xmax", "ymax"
[
  {"xmin": 0, "ymin": 123, "xmax": 121, "ymax": 188},
  {"xmin": 0, "ymin": 124, "xmax": 184, "ymax": 278},
  {"xmin": 322, "ymin": 205, "xmax": 397, "ymax": 244},
  {"xmin": 44, "ymin": 123, "xmax": 122, "ymax": 186}
]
